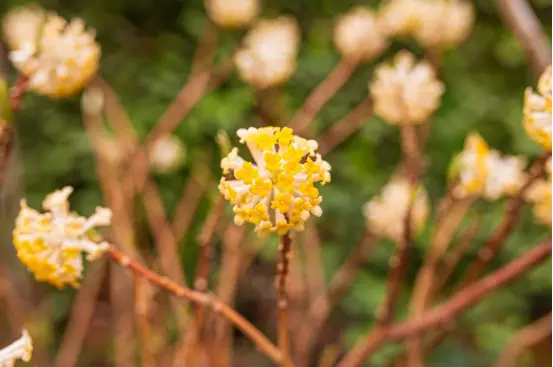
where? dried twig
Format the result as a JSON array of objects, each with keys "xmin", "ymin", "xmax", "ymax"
[
  {"xmin": 493, "ymin": 312, "xmax": 552, "ymax": 367},
  {"xmin": 106, "ymin": 245, "xmax": 283, "ymax": 364},
  {"xmin": 295, "ymin": 229, "xmax": 376, "ymax": 366},
  {"xmin": 110, "ymin": 264, "xmax": 137, "ymax": 367},
  {"xmin": 54, "ymin": 261, "xmax": 107, "ymax": 367},
  {"xmin": 289, "ymin": 58, "xmax": 360, "ymax": 136},
  {"xmin": 496, "ymin": 0, "xmax": 552, "ymax": 76},
  {"xmin": 337, "ymin": 239, "xmax": 552, "ymax": 367},
  {"xmin": 277, "ymin": 233, "xmax": 294, "ymax": 366}
]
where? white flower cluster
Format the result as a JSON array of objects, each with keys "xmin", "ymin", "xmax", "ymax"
[
  {"xmin": 204, "ymin": 0, "xmax": 259, "ymax": 28},
  {"xmin": 370, "ymin": 51, "xmax": 444, "ymax": 125},
  {"xmin": 234, "ymin": 17, "xmax": 300, "ymax": 89},
  {"xmin": 525, "ymin": 158, "xmax": 552, "ymax": 227},
  {"xmin": 0, "ymin": 330, "xmax": 33, "ymax": 367},
  {"xmin": 149, "ymin": 135, "xmax": 186, "ymax": 174},
  {"xmin": 363, "ymin": 176, "xmax": 429, "ymax": 242},
  {"xmin": 524, "ymin": 66, "xmax": 552, "ymax": 151},
  {"xmin": 3, "ymin": 6, "xmax": 100, "ymax": 98}
]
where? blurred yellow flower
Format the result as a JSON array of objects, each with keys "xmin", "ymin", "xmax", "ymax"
[
  {"xmin": 333, "ymin": 6, "xmax": 387, "ymax": 62},
  {"xmin": 523, "ymin": 66, "xmax": 552, "ymax": 151},
  {"xmin": 363, "ymin": 176, "xmax": 429, "ymax": 242},
  {"xmin": 204, "ymin": 0, "xmax": 259, "ymax": 28},
  {"xmin": 378, "ymin": 0, "xmax": 424, "ymax": 37},
  {"xmin": 6, "ymin": 10, "xmax": 100, "ymax": 98},
  {"xmin": 13, "ymin": 187, "xmax": 111, "ymax": 288},
  {"xmin": 451, "ymin": 133, "xmax": 528, "ymax": 199},
  {"xmin": 525, "ymin": 158, "xmax": 552, "ymax": 227},
  {"xmin": 0, "ymin": 329, "xmax": 33, "ymax": 366},
  {"xmin": 219, "ymin": 127, "xmax": 331, "ymax": 236},
  {"xmin": 370, "ymin": 50, "xmax": 444, "ymax": 125},
  {"xmin": 414, "ymin": 0, "xmax": 474, "ymax": 49},
  {"xmin": 234, "ymin": 16, "xmax": 300, "ymax": 89}
]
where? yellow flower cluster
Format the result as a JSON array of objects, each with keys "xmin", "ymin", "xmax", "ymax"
[
  {"xmin": 4, "ymin": 7, "xmax": 100, "ymax": 98},
  {"xmin": 370, "ymin": 51, "xmax": 444, "ymax": 125},
  {"xmin": 451, "ymin": 133, "xmax": 527, "ymax": 200},
  {"xmin": 0, "ymin": 329, "xmax": 33, "ymax": 366},
  {"xmin": 234, "ymin": 17, "xmax": 300, "ymax": 89},
  {"xmin": 204, "ymin": 0, "xmax": 259, "ymax": 28},
  {"xmin": 378, "ymin": 0, "xmax": 474, "ymax": 49},
  {"xmin": 523, "ymin": 66, "xmax": 552, "ymax": 151},
  {"xmin": 219, "ymin": 127, "xmax": 331, "ymax": 236},
  {"xmin": 363, "ymin": 176, "xmax": 429, "ymax": 242},
  {"xmin": 13, "ymin": 187, "xmax": 111, "ymax": 288},
  {"xmin": 333, "ymin": 6, "xmax": 387, "ymax": 62},
  {"xmin": 525, "ymin": 159, "xmax": 552, "ymax": 227}
]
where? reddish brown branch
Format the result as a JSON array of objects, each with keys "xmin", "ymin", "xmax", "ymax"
[
  {"xmin": 337, "ymin": 240, "xmax": 552, "ymax": 367},
  {"xmin": 106, "ymin": 245, "xmax": 282, "ymax": 364},
  {"xmin": 277, "ymin": 232, "xmax": 293, "ymax": 367},
  {"xmin": 493, "ymin": 312, "xmax": 552, "ymax": 367}
]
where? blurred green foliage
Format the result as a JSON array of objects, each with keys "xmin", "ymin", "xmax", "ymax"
[{"xmin": 0, "ymin": 0, "xmax": 552, "ymax": 366}]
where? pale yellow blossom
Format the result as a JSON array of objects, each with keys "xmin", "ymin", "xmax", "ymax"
[
  {"xmin": 363, "ymin": 176, "xmax": 429, "ymax": 242},
  {"xmin": 333, "ymin": 6, "xmax": 387, "ymax": 61},
  {"xmin": 414, "ymin": 0, "xmax": 474, "ymax": 49},
  {"xmin": 204, "ymin": 0, "xmax": 259, "ymax": 28},
  {"xmin": 378, "ymin": 0, "xmax": 424, "ymax": 37},
  {"xmin": 219, "ymin": 127, "xmax": 331, "ymax": 236},
  {"xmin": 13, "ymin": 187, "xmax": 111, "ymax": 288},
  {"xmin": 149, "ymin": 135, "xmax": 186, "ymax": 174},
  {"xmin": 234, "ymin": 17, "xmax": 300, "ymax": 89},
  {"xmin": 525, "ymin": 158, "xmax": 552, "ymax": 227},
  {"xmin": 7, "ymin": 11, "xmax": 100, "ymax": 98},
  {"xmin": 370, "ymin": 50, "xmax": 444, "ymax": 125},
  {"xmin": 523, "ymin": 66, "xmax": 552, "ymax": 151},
  {"xmin": 0, "ymin": 329, "xmax": 33, "ymax": 367},
  {"xmin": 1, "ymin": 5, "xmax": 45, "ymax": 51}
]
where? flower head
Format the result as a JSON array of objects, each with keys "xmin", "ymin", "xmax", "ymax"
[
  {"xmin": 13, "ymin": 187, "xmax": 111, "ymax": 288},
  {"xmin": 7, "ymin": 11, "xmax": 100, "ymax": 98},
  {"xmin": 0, "ymin": 329, "xmax": 33, "ymax": 367},
  {"xmin": 219, "ymin": 127, "xmax": 331, "ymax": 236},
  {"xmin": 204, "ymin": 0, "xmax": 259, "ymax": 28},
  {"xmin": 370, "ymin": 51, "xmax": 444, "ymax": 125},
  {"xmin": 414, "ymin": 0, "xmax": 474, "ymax": 49},
  {"xmin": 451, "ymin": 134, "xmax": 527, "ymax": 199},
  {"xmin": 378, "ymin": 0, "xmax": 424, "ymax": 37},
  {"xmin": 1, "ymin": 5, "xmax": 45, "ymax": 51},
  {"xmin": 525, "ymin": 159, "xmax": 552, "ymax": 227},
  {"xmin": 149, "ymin": 135, "xmax": 186, "ymax": 174},
  {"xmin": 333, "ymin": 6, "xmax": 387, "ymax": 62},
  {"xmin": 234, "ymin": 17, "xmax": 300, "ymax": 89},
  {"xmin": 363, "ymin": 176, "xmax": 429, "ymax": 242},
  {"xmin": 523, "ymin": 66, "xmax": 552, "ymax": 151}
]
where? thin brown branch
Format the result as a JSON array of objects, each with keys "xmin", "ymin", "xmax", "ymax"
[
  {"xmin": 190, "ymin": 21, "xmax": 219, "ymax": 77},
  {"xmin": 277, "ymin": 232, "xmax": 293, "ymax": 367},
  {"xmin": 295, "ymin": 229, "xmax": 376, "ymax": 366},
  {"xmin": 289, "ymin": 58, "xmax": 360, "ymax": 136},
  {"xmin": 171, "ymin": 173, "xmax": 210, "ymax": 243},
  {"xmin": 493, "ymin": 312, "xmax": 552, "ymax": 367},
  {"xmin": 106, "ymin": 245, "xmax": 283, "ymax": 364},
  {"xmin": 316, "ymin": 97, "xmax": 372, "ymax": 156},
  {"xmin": 300, "ymin": 224, "xmax": 326, "ymax": 306},
  {"xmin": 54, "ymin": 261, "xmax": 107, "ymax": 367},
  {"xmin": 496, "ymin": 0, "xmax": 552, "ymax": 76},
  {"xmin": 337, "ymin": 239, "xmax": 552, "ymax": 367},
  {"xmin": 110, "ymin": 264, "xmax": 137, "ymax": 367},
  {"xmin": 133, "ymin": 277, "xmax": 157, "ymax": 367}
]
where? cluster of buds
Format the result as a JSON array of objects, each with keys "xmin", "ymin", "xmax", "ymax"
[
  {"xmin": 234, "ymin": 17, "xmax": 300, "ymax": 89},
  {"xmin": 525, "ymin": 159, "xmax": 552, "ymax": 227},
  {"xmin": 2, "ymin": 6, "xmax": 100, "ymax": 98},
  {"xmin": 378, "ymin": 0, "xmax": 474, "ymax": 49},
  {"xmin": 0, "ymin": 329, "xmax": 33, "ymax": 366},
  {"xmin": 450, "ymin": 133, "xmax": 528, "ymax": 200},
  {"xmin": 13, "ymin": 187, "xmax": 112, "ymax": 288},
  {"xmin": 149, "ymin": 135, "xmax": 186, "ymax": 174},
  {"xmin": 204, "ymin": 0, "xmax": 259, "ymax": 28},
  {"xmin": 218, "ymin": 127, "xmax": 331, "ymax": 236},
  {"xmin": 523, "ymin": 66, "xmax": 552, "ymax": 151},
  {"xmin": 369, "ymin": 51, "xmax": 444, "ymax": 125},
  {"xmin": 363, "ymin": 176, "xmax": 429, "ymax": 242},
  {"xmin": 333, "ymin": 6, "xmax": 387, "ymax": 62}
]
